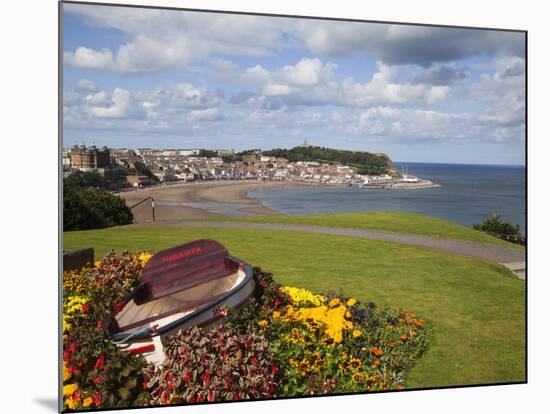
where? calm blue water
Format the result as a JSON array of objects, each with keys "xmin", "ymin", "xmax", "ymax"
[{"xmin": 249, "ymin": 162, "xmax": 526, "ymax": 232}]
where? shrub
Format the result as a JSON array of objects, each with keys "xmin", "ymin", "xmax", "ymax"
[
  {"xmin": 473, "ymin": 213, "xmax": 521, "ymax": 236},
  {"xmin": 143, "ymin": 325, "xmax": 278, "ymax": 404},
  {"xmin": 63, "ymin": 182, "xmax": 133, "ymax": 231}
]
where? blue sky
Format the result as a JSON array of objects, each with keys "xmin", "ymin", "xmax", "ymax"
[{"xmin": 62, "ymin": 3, "xmax": 526, "ymax": 165}]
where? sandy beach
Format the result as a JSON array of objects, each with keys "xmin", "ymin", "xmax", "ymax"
[{"xmin": 117, "ymin": 181, "xmax": 305, "ymax": 222}]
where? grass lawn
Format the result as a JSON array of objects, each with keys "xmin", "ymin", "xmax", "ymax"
[
  {"xmin": 64, "ymin": 225, "xmax": 525, "ymax": 389},
  {"xmin": 203, "ymin": 211, "xmax": 523, "ymax": 250}
]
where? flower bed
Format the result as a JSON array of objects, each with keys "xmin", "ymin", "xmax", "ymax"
[{"xmin": 62, "ymin": 251, "xmax": 431, "ymax": 410}]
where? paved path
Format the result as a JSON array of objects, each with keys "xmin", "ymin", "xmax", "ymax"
[{"xmin": 148, "ymin": 221, "xmax": 525, "ymax": 277}]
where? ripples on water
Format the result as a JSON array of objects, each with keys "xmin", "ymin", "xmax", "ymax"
[{"xmin": 249, "ymin": 162, "xmax": 526, "ymax": 232}]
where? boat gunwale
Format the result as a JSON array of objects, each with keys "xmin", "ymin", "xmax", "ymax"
[{"xmin": 109, "ymin": 257, "xmax": 254, "ymax": 340}]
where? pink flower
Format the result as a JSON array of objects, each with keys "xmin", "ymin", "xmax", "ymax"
[{"xmin": 97, "ymin": 320, "xmax": 103, "ymax": 329}]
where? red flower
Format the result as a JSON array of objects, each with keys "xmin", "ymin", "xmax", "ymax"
[
  {"xmin": 208, "ymin": 390, "xmax": 216, "ymax": 402},
  {"xmin": 113, "ymin": 302, "xmax": 126, "ymax": 313},
  {"xmin": 97, "ymin": 320, "xmax": 103, "ymax": 329},
  {"xmin": 94, "ymin": 354, "xmax": 105, "ymax": 370},
  {"xmin": 201, "ymin": 371, "xmax": 211, "ymax": 386},
  {"xmin": 274, "ymin": 299, "xmax": 281, "ymax": 307},
  {"xmin": 166, "ymin": 372, "xmax": 175, "ymax": 389},
  {"xmin": 81, "ymin": 303, "xmax": 90, "ymax": 312},
  {"xmin": 271, "ymin": 364, "xmax": 278, "ymax": 376},
  {"xmin": 94, "ymin": 375, "xmax": 105, "ymax": 384},
  {"xmin": 94, "ymin": 392, "xmax": 101, "ymax": 407},
  {"xmin": 143, "ymin": 379, "xmax": 148, "ymax": 391}
]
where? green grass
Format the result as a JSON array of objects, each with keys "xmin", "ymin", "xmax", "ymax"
[
  {"xmin": 206, "ymin": 211, "xmax": 523, "ymax": 249},
  {"xmin": 64, "ymin": 225, "xmax": 525, "ymax": 389}
]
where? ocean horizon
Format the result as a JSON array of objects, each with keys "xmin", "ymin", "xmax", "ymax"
[{"xmin": 249, "ymin": 162, "xmax": 526, "ymax": 233}]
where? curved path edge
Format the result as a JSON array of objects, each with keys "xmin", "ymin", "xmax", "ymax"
[{"xmin": 143, "ymin": 221, "xmax": 526, "ymax": 278}]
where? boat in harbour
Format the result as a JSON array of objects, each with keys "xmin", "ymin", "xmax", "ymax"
[{"xmin": 103, "ymin": 239, "xmax": 255, "ymax": 365}]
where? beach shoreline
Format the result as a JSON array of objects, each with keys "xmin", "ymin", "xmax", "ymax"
[{"xmin": 117, "ymin": 180, "xmax": 309, "ymax": 222}]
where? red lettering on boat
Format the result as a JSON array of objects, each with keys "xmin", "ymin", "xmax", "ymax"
[{"xmin": 160, "ymin": 247, "xmax": 203, "ymax": 263}]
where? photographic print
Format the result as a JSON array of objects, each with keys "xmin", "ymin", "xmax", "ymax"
[{"xmin": 61, "ymin": 1, "xmax": 526, "ymax": 411}]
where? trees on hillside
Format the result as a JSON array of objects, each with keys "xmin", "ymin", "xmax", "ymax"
[{"xmin": 63, "ymin": 176, "xmax": 133, "ymax": 231}]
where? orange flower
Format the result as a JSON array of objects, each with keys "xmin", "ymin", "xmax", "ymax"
[
  {"xmin": 399, "ymin": 335, "xmax": 407, "ymax": 341},
  {"xmin": 373, "ymin": 360, "xmax": 381, "ymax": 367},
  {"xmin": 410, "ymin": 331, "xmax": 417, "ymax": 337},
  {"xmin": 385, "ymin": 325, "xmax": 394, "ymax": 331},
  {"xmin": 371, "ymin": 347, "xmax": 383, "ymax": 356}
]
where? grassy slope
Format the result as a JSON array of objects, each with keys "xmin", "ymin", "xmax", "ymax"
[
  {"xmin": 215, "ymin": 212, "xmax": 523, "ymax": 249},
  {"xmin": 64, "ymin": 225, "xmax": 525, "ymax": 389}
]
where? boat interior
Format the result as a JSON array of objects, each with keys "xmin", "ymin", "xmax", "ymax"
[{"xmin": 115, "ymin": 269, "xmax": 246, "ymax": 331}]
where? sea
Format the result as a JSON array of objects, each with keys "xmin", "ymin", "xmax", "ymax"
[{"xmin": 249, "ymin": 162, "xmax": 526, "ymax": 233}]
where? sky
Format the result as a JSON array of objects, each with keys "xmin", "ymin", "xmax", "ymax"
[{"xmin": 62, "ymin": 3, "xmax": 526, "ymax": 165}]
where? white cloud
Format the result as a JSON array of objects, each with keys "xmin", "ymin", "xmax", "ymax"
[
  {"xmin": 64, "ymin": 4, "xmax": 288, "ymax": 74},
  {"xmin": 276, "ymin": 58, "xmax": 337, "ymax": 87},
  {"xmin": 241, "ymin": 65, "xmax": 271, "ymax": 85},
  {"xmin": 64, "ymin": 47, "xmax": 115, "ymax": 71},
  {"xmin": 262, "ymin": 83, "xmax": 294, "ymax": 96},
  {"xmin": 76, "ymin": 79, "xmax": 98, "ymax": 92},
  {"xmin": 426, "ymin": 86, "xmax": 450, "ymax": 104},
  {"xmin": 470, "ymin": 57, "xmax": 525, "ymax": 127},
  {"xmin": 89, "ymin": 88, "xmax": 138, "ymax": 118},
  {"xmin": 185, "ymin": 108, "xmax": 222, "ymax": 122}
]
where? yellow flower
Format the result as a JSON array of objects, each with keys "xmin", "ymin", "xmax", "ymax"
[
  {"xmin": 352, "ymin": 329, "xmax": 362, "ymax": 338},
  {"xmin": 272, "ymin": 311, "xmax": 281, "ymax": 319},
  {"xmin": 347, "ymin": 298, "xmax": 357, "ymax": 307},
  {"xmin": 137, "ymin": 251, "xmax": 153, "ymax": 265},
  {"xmin": 258, "ymin": 319, "xmax": 268, "ymax": 328},
  {"xmin": 66, "ymin": 395, "xmax": 79, "ymax": 409},
  {"xmin": 82, "ymin": 397, "xmax": 94, "ymax": 408},
  {"xmin": 63, "ymin": 362, "xmax": 71, "ymax": 382},
  {"xmin": 328, "ymin": 298, "xmax": 340, "ymax": 308},
  {"xmin": 63, "ymin": 383, "xmax": 79, "ymax": 397},
  {"xmin": 281, "ymin": 286, "xmax": 326, "ymax": 307}
]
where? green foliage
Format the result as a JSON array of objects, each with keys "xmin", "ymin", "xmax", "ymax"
[
  {"xmin": 263, "ymin": 146, "xmax": 394, "ymax": 175},
  {"xmin": 63, "ymin": 182, "xmax": 133, "ymax": 231},
  {"xmin": 132, "ymin": 161, "xmax": 160, "ymax": 183},
  {"xmin": 198, "ymin": 149, "xmax": 217, "ymax": 158},
  {"xmin": 143, "ymin": 325, "xmax": 278, "ymax": 404},
  {"xmin": 473, "ymin": 213, "xmax": 521, "ymax": 236},
  {"xmin": 64, "ymin": 170, "xmax": 108, "ymax": 189}
]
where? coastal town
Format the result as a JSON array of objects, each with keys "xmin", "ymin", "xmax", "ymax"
[{"xmin": 63, "ymin": 141, "xmax": 438, "ymax": 190}]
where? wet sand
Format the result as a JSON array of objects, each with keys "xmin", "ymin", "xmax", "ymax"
[{"xmin": 117, "ymin": 181, "xmax": 305, "ymax": 223}]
